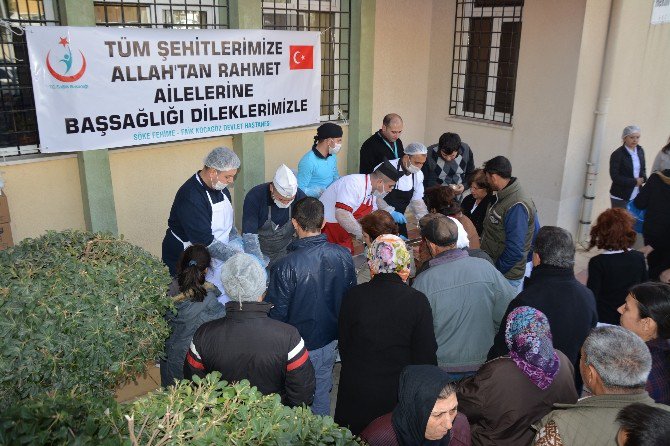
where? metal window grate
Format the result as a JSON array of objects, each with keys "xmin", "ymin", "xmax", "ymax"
[
  {"xmin": 95, "ymin": 0, "xmax": 229, "ymax": 29},
  {"xmin": 1, "ymin": 0, "xmax": 60, "ymax": 157},
  {"xmin": 261, "ymin": 0, "xmax": 350, "ymax": 121},
  {"xmin": 450, "ymin": 0, "xmax": 523, "ymax": 125}
]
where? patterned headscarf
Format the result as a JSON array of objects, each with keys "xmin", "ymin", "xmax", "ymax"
[
  {"xmin": 505, "ymin": 306, "xmax": 560, "ymax": 390},
  {"xmin": 367, "ymin": 234, "xmax": 411, "ymax": 282}
]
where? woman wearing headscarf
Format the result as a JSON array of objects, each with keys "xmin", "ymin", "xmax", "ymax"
[
  {"xmin": 335, "ymin": 235, "xmax": 438, "ymax": 435},
  {"xmin": 457, "ymin": 306, "xmax": 578, "ymax": 446},
  {"xmin": 360, "ymin": 365, "xmax": 471, "ymax": 446},
  {"xmin": 609, "ymin": 125, "xmax": 646, "ymax": 209}
]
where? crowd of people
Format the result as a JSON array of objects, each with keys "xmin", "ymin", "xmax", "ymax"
[{"xmin": 158, "ymin": 116, "xmax": 670, "ymax": 445}]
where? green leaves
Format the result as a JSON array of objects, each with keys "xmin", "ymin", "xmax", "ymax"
[{"xmin": 0, "ymin": 230, "xmax": 173, "ymax": 405}]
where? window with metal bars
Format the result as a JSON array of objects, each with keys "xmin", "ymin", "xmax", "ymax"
[
  {"xmin": 1, "ymin": 0, "xmax": 60, "ymax": 157},
  {"xmin": 450, "ymin": 0, "xmax": 523, "ymax": 125},
  {"xmin": 94, "ymin": 0, "xmax": 229, "ymax": 29},
  {"xmin": 261, "ymin": 0, "xmax": 350, "ymax": 121}
]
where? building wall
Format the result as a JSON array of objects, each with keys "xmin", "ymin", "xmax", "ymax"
[
  {"xmin": 590, "ymin": 0, "xmax": 670, "ymax": 222},
  {"xmin": 0, "ymin": 155, "xmax": 86, "ymax": 242},
  {"xmin": 372, "ymin": 0, "xmax": 433, "ymax": 145},
  {"xmin": 423, "ymin": 0, "xmax": 590, "ymax": 230}
]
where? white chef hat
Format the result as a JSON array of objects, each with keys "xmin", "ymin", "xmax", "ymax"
[{"xmin": 272, "ymin": 164, "xmax": 298, "ymax": 198}]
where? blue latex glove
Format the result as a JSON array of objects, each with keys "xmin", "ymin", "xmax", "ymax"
[
  {"xmin": 399, "ymin": 235, "xmax": 408, "ymax": 241},
  {"xmin": 391, "ymin": 211, "xmax": 407, "ymax": 224}
]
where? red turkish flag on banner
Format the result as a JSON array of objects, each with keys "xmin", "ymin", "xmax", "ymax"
[{"xmin": 289, "ymin": 45, "xmax": 314, "ymax": 70}]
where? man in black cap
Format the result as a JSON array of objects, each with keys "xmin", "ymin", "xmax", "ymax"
[
  {"xmin": 359, "ymin": 114, "xmax": 405, "ymax": 174},
  {"xmin": 319, "ymin": 159, "xmax": 402, "ymax": 253},
  {"xmin": 297, "ymin": 122, "xmax": 344, "ymax": 197}
]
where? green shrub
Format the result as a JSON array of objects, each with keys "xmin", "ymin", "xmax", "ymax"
[
  {"xmin": 0, "ymin": 230, "xmax": 173, "ymax": 405},
  {"xmin": 123, "ymin": 372, "xmax": 363, "ymax": 445},
  {"xmin": 0, "ymin": 374, "xmax": 363, "ymax": 446},
  {"xmin": 0, "ymin": 391, "xmax": 124, "ymax": 446}
]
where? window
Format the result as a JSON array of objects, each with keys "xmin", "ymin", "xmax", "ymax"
[
  {"xmin": 262, "ymin": 0, "xmax": 351, "ymax": 121},
  {"xmin": 450, "ymin": 0, "xmax": 523, "ymax": 124},
  {"xmin": 95, "ymin": 0, "xmax": 229, "ymax": 29},
  {"xmin": 1, "ymin": 0, "xmax": 60, "ymax": 157}
]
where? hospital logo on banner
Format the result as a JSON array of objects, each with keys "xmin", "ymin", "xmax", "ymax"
[
  {"xmin": 289, "ymin": 45, "xmax": 314, "ymax": 70},
  {"xmin": 46, "ymin": 36, "xmax": 87, "ymax": 83}
]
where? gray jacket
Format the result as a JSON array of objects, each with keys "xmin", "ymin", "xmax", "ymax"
[
  {"xmin": 412, "ymin": 250, "xmax": 516, "ymax": 370},
  {"xmin": 160, "ymin": 282, "xmax": 226, "ymax": 387}
]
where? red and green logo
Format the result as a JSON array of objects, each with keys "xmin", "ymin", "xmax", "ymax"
[{"xmin": 46, "ymin": 37, "xmax": 87, "ymax": 83}]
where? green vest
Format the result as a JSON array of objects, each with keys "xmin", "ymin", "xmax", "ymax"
[{"xmin": 480, "ymin": 178, "xmax": 536, "ymax": 280}]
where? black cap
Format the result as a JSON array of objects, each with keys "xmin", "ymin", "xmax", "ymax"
[
  {"xmin": 316, "ymin": 122, "xmax": 343, "ymax": 140},
  {"xmin": 374, "ymin": 159, "xmax": 403, "ymax": 182},
  {"xmin": 419, "ymin": 214, "xmax": 459, "ymax": 246}
]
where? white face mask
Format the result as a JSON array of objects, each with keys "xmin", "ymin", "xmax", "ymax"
[
  {"xmin": 373, "ymin": 182, "xmax": 389, "ymax": 198},
  {"xmin": 329, "ymin": 143, "xmax": 342, "ymax": 155},
  {"xmin": 273, "ymin": 198, "xmax": 293, "ymax": 209},
  {"xmin": 212, "ymin": 181, "xmax": 228, "ymax": 190},
  {"xmin": 406, "ymin": 160, "xmax": 421, "ymax": 175}
]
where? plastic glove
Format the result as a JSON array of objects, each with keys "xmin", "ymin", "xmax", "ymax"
[
  {"xmin": 391, "ymin": 211, "xmax": 407, "ymax": 224},
  {"xmin": 242, "ymin": 233, "xmax": 269, "ymax": 268},
  {"xmin": 399, "ymin": 235, "xmax": 408, "ymax": 241},
  {"xmin": 208, "ymin": 240, "xmax": 242, "ymax": 263}
]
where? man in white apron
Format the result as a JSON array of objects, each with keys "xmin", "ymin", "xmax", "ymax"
[
  {"xmin": 161, "ymin": 147, "xmax": 266, "ymax": 300},
  {"xmin": 242, "ymin": 165, "xmax": 306, "ymax": 270}
]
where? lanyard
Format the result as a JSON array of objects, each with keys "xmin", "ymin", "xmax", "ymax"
[{"xmin": 378, "ymin": 132, "xmax": 398, "ymax": 158}]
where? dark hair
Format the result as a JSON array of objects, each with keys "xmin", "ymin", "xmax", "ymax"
[
  {"xmin": 438, "ymin": 132, "xmax": 461, "ymax": 155},
  {"xmin": 383, "ymin": 113, "xmax": 402, "ymax": 126},
  {"xmin": 360, "ymin": 210, "xmax": 399, "ymax": 241},
  {"xmin": 535, "ymin": 226, "xmax": 575, "ymax": 268},
  {"xmin": 176, "ymin": 244, "xmax": 211, "ymax": 302},
  {"xmin": 468, "ymin": 168, "xmax": 493, "ymax": 194},
  {"xmin": 616, "ymin": 403, "xmax": 670, "ymax": 446},
  {"xmin": 483, "ymin": 156, "xmax": 512, "ymax": 179},
  {"xmin": 589, "ymin": 208, "xmax": 636, "ymax": 251},
  {"xmin": 293, "ymin": 197, "xmax": 324, "ymax": 232},
  {"xmin": 424, "ymin": 185, "xmax": 458, "ymax": 214},
  {"xmin": 629, "ymin": 282, "xmax": 670, "ymax": 339},
  {"xmin": 662, "ymin": 136, "xmax": 670, "ymax": 155}
]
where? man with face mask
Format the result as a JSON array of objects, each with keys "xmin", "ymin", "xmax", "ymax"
[
  {"xmin": 375, "ymin": 142, "xmax": 430, "ymax": 238},
  {"xmin": 162, "ymin": 147, "xmax": 267, "ymax": 296},
  {"xmin": 319, "ymin": 159, "xmax": 402, "ymax": 253},
  {"xmin": 297, "ymin": 122, "xmax": 343, "ymax": 197},
  {"xmin": 242, "ymin": 165, "xmax": 307, "ymax": 268}
]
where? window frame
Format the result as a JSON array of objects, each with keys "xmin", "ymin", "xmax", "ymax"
[{"xmin": 450, "ymin": 1, "xmax": 523, "ymax": 125}]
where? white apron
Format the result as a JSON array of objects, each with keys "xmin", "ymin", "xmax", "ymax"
[{"xmin": 172, "ymin": 174, "xmax": 234, "ymax": 300}]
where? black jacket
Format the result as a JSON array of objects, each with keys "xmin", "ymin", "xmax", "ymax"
[
  {"xmin": 461, "ymin": 193, "xmax": 494, "ymax": 236},
  {"xmin": 335, "ymin": 273, "xmax": 438, "ymax": 435},
  {"xmin": 487, "ymin": 265, "xmax": 598, "ymax": 369},
  {"xmin": 184, "ymin": 301, "xmax": 315, "ymax": 407},
  {"xmin": 634, "ymin": 169, "xmax": 670, "ymax": 251},
  {"xmin": 609, "ymin": 145, "xmax": 647, "ymax": 200},
  {"xmin": 266, "ymin": 234, "xmax": 356, "ymax": 351},
  {"xmin": 359, "ymin": 131, "xmax": 404, "ymax": 174}
]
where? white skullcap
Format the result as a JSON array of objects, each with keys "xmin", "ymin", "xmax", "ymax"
[
  {"xmin": 622, "ymin": 125, "xmax": 641, "ymax": 139},
  {"xmin": 221, "ymin": 253, "xmax": 267, "ymax": 303},
  {"xmin": 404, "ymin": 142, "xmax": 428, "ymax": 155},
  {"xmin": 203, "ymin": 147, "xmax": 241, "ymax": 171},
  {"xmin": 272, "ymin": 164, "xmax": 298, "ymax": 197}
]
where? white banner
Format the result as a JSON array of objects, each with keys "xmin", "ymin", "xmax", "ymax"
[{"xmin": 26, "ymin": 26, "xmax": 321, "ymax": 153}]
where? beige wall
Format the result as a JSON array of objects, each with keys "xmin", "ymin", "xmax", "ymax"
[
  {"xmin": 0, "ymin": 155, "xmax": 86, "ymax": 242},
  {"xmin": 590, "ymin": 0, "xmax": 670, "ymax": 223},
  {"xmin": 423, "ymin": 0, "xmax": 589, "ymax": 230},
  {"xmin": 372, "ymin": 0, "xmax": 433, "ymax": 145}
]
